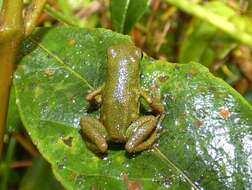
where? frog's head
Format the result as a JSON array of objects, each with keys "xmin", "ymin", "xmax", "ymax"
[{"xmin": 107, "ymin": 43, "xmax": 142, "ymax": 72}]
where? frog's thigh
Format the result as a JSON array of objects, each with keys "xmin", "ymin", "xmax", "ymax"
[
  {"xmin": 125, "ymin": 115, "xmax": 158, "ymax": 153},
  {"xmin": 80, "ymin": 116, "xmax": 108, "ymax": 153}
]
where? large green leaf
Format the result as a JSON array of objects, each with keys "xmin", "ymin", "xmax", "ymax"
[
  {"xmin": 110, "ymin": 0, "xmax": 130, "ymax": 33},
  {"xmin": 110, "ymin": 0, "xmax": 150, "ymax": 34},
  {"xmin": 14, "ymin": 27, "xmax": 252, "ymax": 189}
]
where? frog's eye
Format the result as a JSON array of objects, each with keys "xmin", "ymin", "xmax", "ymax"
[
  {"xmin": 109, "ymin": 48, "xmax": 117, "ymax": 58},
  {"xmin": 141, "ymin": 52, "xmax": 143, "ymax": 59},
  {"xmin": 133, "ymin": 48, "xmax": 142, "ymax": 59}
]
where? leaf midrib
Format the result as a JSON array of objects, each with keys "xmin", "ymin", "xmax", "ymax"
[{"xmin": 29, "ymin": 37, "xmax": 94, "ymax": 90}]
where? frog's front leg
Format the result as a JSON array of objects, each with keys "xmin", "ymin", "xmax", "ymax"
[
  {"xmin": 140, "ymin": 89, "xmax": 165, "ymax": 114},
  {"xmin": 80, "ymin": 117, "xmax": 108, "ymax": 153},
  {"xmin": 86, "ymin": 84, "xmax": 104, "ymax": 105},
  {"xmin": 125, "ymin": 115, "xmax": 158, "ymax": 153}
]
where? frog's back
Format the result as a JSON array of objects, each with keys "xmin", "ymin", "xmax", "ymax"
[{"xmin": 100, "ymin": 44, "xmax": 142, "ymax": 142}]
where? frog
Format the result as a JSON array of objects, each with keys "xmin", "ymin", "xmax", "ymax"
[{"xmin": 80, "ymin": 43, "xmax": 164, "ymax": 154}]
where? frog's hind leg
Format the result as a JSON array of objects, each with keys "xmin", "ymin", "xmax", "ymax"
[
  {"xmin": 125, "ymin": 115, "xmax": 158, "ymax": 153},
  {"xmin": 80, "ymin": 116, "xmax": 108, "ymax": 153}
]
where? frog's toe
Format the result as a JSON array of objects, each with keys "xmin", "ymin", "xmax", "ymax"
[
  {"xmin": 99, "ymin": 142, "xmax": 108, "ymax": 153},
  {"xmin": 125, "ymin": 141, "xmax": 135, "ymax": 153},
  {"xmin": 85, "ymin": 140, "xmax": 108, "ymax": 153},
  {"xmin": 84, "ymin": 135, "xmax": 108, "ymax": 153}
]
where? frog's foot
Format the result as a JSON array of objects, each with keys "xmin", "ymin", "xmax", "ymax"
[
  {"xmin": 125, "ymin": 115, "xmax": 158, "ymax": 153},
  {"xmin": 80, "ymin": 116, "xmax": 108, "ymax": 153},
  {"xmin": 140, "ymin": 90, "xmax": 165, "ymax": 115},
  {"xmin": 85, "ymin": 84, "xmax": 104, "ymax": 105}
]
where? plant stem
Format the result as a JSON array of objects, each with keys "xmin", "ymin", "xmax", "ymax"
[
  {"xmin": 24, "ymin": 0, "xmax": 47, "ymax": 36},
  {"xmin": 12, "ymin": 132, "xmax": 39, "ymax": 157},
  {"xmin": 164, "ymin": 0, "xmax": 252, "ymax": 47},
  {"xmin": 44, "ymin": 4, "xmax": 77, "ymax": 26},
  {"xmin": 0, "ymin": 0, "xmax": 24, "ymax": 159},
  {"xmin": 0, "ymin": 0, "xmax": 46, "ymax": 159},
  {"xmin": 0, "ymin": 137, "xmax": 16, "ymax": 190},
  {"xmin": 0, "ymin": 0, "xmax": 24, "ymax": 42},
  {"xmin": 11, "ymin": 160, "xmax": 33, "ymax": 168}
]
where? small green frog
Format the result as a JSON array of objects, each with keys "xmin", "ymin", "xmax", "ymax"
[{"xmin": 80, "ymin": 43, "xmax": 164, "ymax": 153}]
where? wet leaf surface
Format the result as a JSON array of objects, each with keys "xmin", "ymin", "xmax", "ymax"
[{"xmin": 14, "ymin": 27, "xmax": 252, "ymax": 189}]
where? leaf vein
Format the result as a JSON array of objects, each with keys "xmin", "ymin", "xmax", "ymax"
[
  {"xmin": 153, "ymin": 147, "xmax": 201, "ymax": 190},
  {"xmin": 29, "ymin": 37, "xmax": 94, "ymax": 90}
]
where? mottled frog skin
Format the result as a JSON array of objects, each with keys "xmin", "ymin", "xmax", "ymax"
[{"xmin": 81, "ymin": 43, "xmax": 164, "ymax": 153}]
